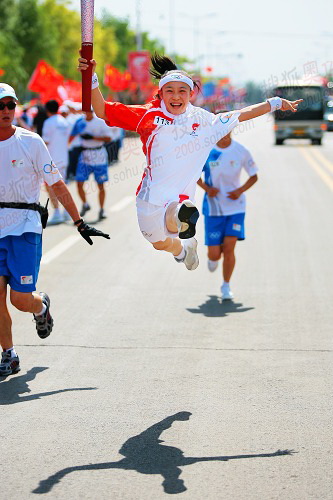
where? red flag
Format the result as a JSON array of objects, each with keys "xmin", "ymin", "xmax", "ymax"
[
  {"xmin": 27, "ymin": 60, "xmax": 64, "ymax": 94},
  {"xmin": 63, "ymin": 79, "xmax": 82, "ymax": 102},
  {"xmin": 104, "ymin": 65, "xmax": 131, "ymax": 92},
  {"xmin": 0, "ymin": 68, "xmax": 5, "ymax": 77}
]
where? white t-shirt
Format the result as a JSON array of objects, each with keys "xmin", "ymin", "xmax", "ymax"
[
  {"xmin": 0, "ymin": 127, "xmax": 62, "ymax": 237},
  {"xmin": 202, "ymin": 140, "xmax": 258, "ymax": 216},
  {"xmin": 42, "ymin": 114, "xmax": 69, "ymax": 170},
  {"xmin": 104, "ymin": 99, "xmax": 240, "ymax": 206},
  {"xmin": 80, "ymin": 116, "xmax": 113, "ymax": 167},
  {"xmin": 67, "ymin": 113, "xmax": 84, "ymax": 149}
]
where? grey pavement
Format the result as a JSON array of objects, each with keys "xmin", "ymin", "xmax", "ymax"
[{"xmin": 1, "ymin": 116, "xmax": 332, "ymax": 499}]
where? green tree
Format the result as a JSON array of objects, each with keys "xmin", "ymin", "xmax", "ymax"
[{"xmin": 0, "ymin": 0, "xmax": 25, "ymax": 89}]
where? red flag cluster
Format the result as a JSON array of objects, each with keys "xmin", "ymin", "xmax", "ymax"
[
  {"xmin": 27, "ymin": 60, "xmax": 82, "ymax": 104},
  {"xmin": 103, "ymin": 65, "xmax": 132, "ymax": 92}
]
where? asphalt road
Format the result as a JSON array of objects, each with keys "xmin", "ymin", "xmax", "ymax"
[{"xmin": 1, "ymin": 116, "xmax": 333, "ymax": 499}]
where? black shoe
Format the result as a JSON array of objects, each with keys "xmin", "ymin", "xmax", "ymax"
[
  {"xmin": 0, "ymin": 351, "xmax": 20, "ymax": 376},
  {"xmin": 33, "ymin": 293, "xmax": 54, "ymax": 339},
  {"xmin": 80, "ymin": 203, "xmax": 91, "ymax": 217},
  {"xmin": 98, "ymin": 208, "xmax": 107, "ymax": 221},
  {"xmin": 177, "ymin": 200, "xmax": 199, "ymax": 239}
]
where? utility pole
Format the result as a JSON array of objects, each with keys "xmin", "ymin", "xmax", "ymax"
[{"xmin": 136, "ymin": 0, "xmax": 142, "ymax": 50}]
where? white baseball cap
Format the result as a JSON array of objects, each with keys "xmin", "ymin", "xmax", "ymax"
[
  {"xmin": 0, "ymin": 83, "xmax": 18, "ymax": 101},
  {"xmin": 59, "ymin": 104, "xmax": 69, "ymax": 113}
]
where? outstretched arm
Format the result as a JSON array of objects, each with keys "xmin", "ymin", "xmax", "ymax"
[{"xmin": 238, "ymin": 97, "xmax": 303, "ymax": 122}]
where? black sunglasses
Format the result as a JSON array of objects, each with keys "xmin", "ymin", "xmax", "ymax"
[{"xmin": 0, "ymin": 101, "xmax": 17, "ymax": 111}]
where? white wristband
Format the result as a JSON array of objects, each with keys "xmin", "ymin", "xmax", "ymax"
[
  {"xmin": 267, "ymin": 96, "xmax": 282, "ymax": 112},
  {"xmin": 92, "ymin": 73, "xmax": 99, "ymax": 90}
]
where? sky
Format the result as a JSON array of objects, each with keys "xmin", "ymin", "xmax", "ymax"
[{"xmin": 70, "ymin": 0, "xmax": 333, "ymax": 86}]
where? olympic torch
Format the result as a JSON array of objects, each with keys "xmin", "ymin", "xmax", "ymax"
[{"xmin": 81, "ymin": 0, "xmax": 94, "ymax": 111}]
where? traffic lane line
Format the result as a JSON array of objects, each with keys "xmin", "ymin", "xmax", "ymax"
[
  {"xmin": 297, "ymin": 147, "xmax": 333, "ymax": 193},
  {"xmin": 109, "ymin": 195, "xmax": 135, "ymax": 213},
  {"xmin": 41, "ymin": 196, "xmax": 135, "ymax": 265},
  {"xmin": 310, "ymin": 147, "xmax": 333, "ymax": 175}
]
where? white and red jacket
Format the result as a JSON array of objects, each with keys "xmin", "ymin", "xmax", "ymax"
[{"xmin": 105, "ymin": 99, "xmax": 239, "ymax": 206}]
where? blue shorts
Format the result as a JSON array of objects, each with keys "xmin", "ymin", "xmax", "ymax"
[
  {"xmin": 204, "ymin": 213, "xmax": 245, "ymax": 246},
  {"xmin": 0, "ymin": 233, "xmax": 42, "ymax": 292},
  {"xmin": 76, "ymin": 160, "xmax": 109, "ymax": 184}
]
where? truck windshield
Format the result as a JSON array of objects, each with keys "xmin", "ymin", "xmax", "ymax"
[{"xmin": 274, "ymin": 86, "xmax": 324, "ymax": 121}]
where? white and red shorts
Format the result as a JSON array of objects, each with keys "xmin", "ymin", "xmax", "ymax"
[{"xmin": 136, "ymin": 198, "xmax": 179, "ymax": 243}]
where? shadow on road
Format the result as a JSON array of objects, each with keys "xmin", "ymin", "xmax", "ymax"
[
  {"xmin": 187, "ymin": 295, "xmax": 255, "ymax": 317},
  {"xmin": 0, "ymin": 367, "xmax": 96, "ymax": 405},
  {"xmin": 32, "ymin": 411, "xmax": 295, "ymax": 495}
]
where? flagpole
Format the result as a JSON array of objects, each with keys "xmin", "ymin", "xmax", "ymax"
[{"xmin": 81, "ymin": 0, "xmax": 95, "ymax": 111}]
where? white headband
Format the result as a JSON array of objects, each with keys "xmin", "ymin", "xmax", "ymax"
[{"xmin": 159, "ymin": 73, "xmax": 194, "ymax": 90}]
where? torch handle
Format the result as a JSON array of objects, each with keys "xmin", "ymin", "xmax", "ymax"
[{"xmin": 81, "ymin": 42, "xmax": 93, "ymax": 111}]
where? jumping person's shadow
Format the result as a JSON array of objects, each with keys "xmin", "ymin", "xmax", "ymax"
[
  {"xmin": 32, "ymin": 411, "xmax": 295, "ymax": 495},
  {"xmin": 187, "ymin": 295, "xmax": 255, "ymax": 317},
  {"xmin": 0, "ymin": 367, "xmax": 96, "ymax": 405}
]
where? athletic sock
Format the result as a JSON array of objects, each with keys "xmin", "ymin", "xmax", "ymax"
[
  {"xmin": 222, "ymin": 281, "xmax": 230, "ymax": 289},
  {"xmin": 5, "ymin": 347, "xmax": 18, "ymax": 358},
  {"xmin": 174, "ymin": 246, "xmax": 186, "ymax": 261},
  {"xmin": 35, "ymin": 302, "xmax": 47, "ymax": 317}
]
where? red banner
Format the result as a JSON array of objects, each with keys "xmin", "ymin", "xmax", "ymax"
[{"xmin": 128, "ymin": 51, "xmax": 150, "ymax": 84}]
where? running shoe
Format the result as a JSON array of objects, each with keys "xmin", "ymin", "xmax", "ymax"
[
  {"xmin": 221, "ymin": 284, "xmax": 234, "ymax": 301},
  {"xmin": 176, "ymin": 200, "xmax": 199, "ymax": 239},
  {"xmin": 33, "ymin": 293, "xmax": 54, "ymax": 339},
  {"xmin": 0, "ymin": 351, "xmax": 20, "ymax": 376},
  {"xmin": 47, "ymin": 211, "xmax": 64, "ymax": 226},
  {"xmin": 98, "ymin": 208, "xmax": 107, "ymax": 220},
  {"xmin": 208, "ymin": 259, "xmax": 219, "ymax": 272},
  {"xmin": 80, "ymin": 203, "xmax": 91, "ymax": 217},
  {"xmin": 174, "ymin": 238, "xmax": 199, "ymax": 270}
]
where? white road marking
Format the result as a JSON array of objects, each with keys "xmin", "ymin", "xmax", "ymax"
[
  {"xmin": 298, "ymin": 147, "xmax": 333, "ymax": 193},
  {"xmin": 41, "ymin": 235, "xmax": 81, "ymax": 265},
  {"xmin": 109, "ymin": 195, "xmax": 134, "ymax": 213},
  {"xmin": 41, "ymin": 196, "xmax": 135, "ymax": 265}
]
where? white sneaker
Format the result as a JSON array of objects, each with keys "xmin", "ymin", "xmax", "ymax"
[
  {"xmin": 174, "ymin": 238, "xmax": 199, "ymax": 270},
  {"xmin": 208, "ymin": 259, "xmax": 218, "ymax": 272},
  {"xmin": 47, "ymin": 211, "xmax": 64, "ymax": 226},
  {"xmin": 221, "ymin": 284, "xmax": 234, "ymax": 300}
]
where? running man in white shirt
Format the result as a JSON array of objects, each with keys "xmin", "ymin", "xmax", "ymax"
[
  {"xmin": 70, "ymin": 110, "xmax": 113, "ymax": 221},
  {"xmin": 198, "ymin": 131, "xmax": 258, "ymax": 300},
  {"xmin": 42, "ymin": 100, "xmax": 70, "ymax": 225},
  {"xmin": 0, "ymin": 83, "xmax": 110, "ymax": 376},
  {"xmin": 78, "ymin": 54, "xmax": 302, "ymax": 271}
]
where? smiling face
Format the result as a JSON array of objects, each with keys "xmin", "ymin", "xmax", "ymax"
[
  {"xmin": 0, "ymin": 96, "xmax": 16, "ymax": 129},
  {"xmin": 159, "ymin": 81, "xmax": 194, "ymax": 115}
]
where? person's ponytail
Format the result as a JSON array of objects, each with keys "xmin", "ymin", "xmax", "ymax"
[{"xmin": 150, "ymin": 54, "xmax": 177, "ymax": 80}]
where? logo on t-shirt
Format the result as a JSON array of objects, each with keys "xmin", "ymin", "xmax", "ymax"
[
  {"xmin": 219, "ymin": 113, "xmax": 232, "ymax": 124},
  {"xmin": 11, "ymin": 159, "xmax": 24, "ymax": 168},
  {"xmin": 190, "ymin": 122, "xmax": 200, "ymax": 136},
  {"xmin": 232, "ymin": 223, "xmax": 241, "ymax": 231},
  {"xmin": 209, "ymin": 161, "xmax": 219, "ymax": 168},
  {"xmin": 43, "ymin": 161, "xmax": 59, "ymax": 174}
]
